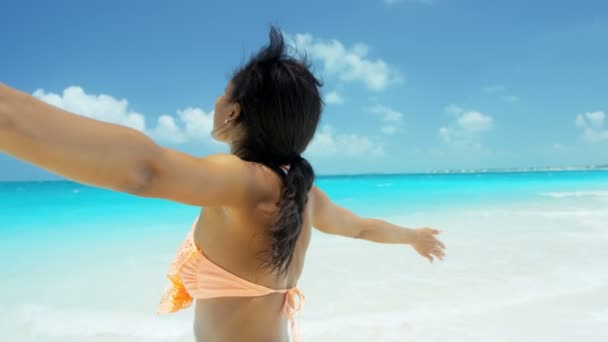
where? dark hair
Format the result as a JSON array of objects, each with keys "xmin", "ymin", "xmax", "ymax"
[{"xmin": 229, "ymin": 26, "xmax": 323, "ymax": 276}]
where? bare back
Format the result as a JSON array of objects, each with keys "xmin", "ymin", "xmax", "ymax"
[{"xmin": 191, "ymin": 161, "xmax": 312, "ymax": 342}]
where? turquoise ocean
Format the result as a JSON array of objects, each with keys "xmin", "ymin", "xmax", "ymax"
[{"xmin": 1, "ymin": 169, "xmax": 608, "ymax": 341}]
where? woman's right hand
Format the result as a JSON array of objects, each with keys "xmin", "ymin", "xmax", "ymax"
[{"xmin": 411, "ymin": 227, "xmax": 446, "ymax": 263}]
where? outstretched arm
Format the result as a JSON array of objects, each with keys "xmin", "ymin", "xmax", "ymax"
[
  {"xmin": 0, "ymin": 83, "xmax": 159, "ymax": 193},
  {"xmin": 310, "ymin": 185, "xmax": 446, "ymax": 262},
  {"xmin": 0, "ymin": 83, "xmax": 251, "ymax": 207}
]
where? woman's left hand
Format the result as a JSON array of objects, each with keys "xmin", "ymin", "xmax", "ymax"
[{"xmin": 411, "ymin": 227, "xmax": 446, "ymax": 263}]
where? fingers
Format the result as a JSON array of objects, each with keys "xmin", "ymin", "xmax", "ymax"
[
  {"xmin": 432, "ymin": 247, "xmax": 445, "ymax": 260},
  {"xmin": 437, "ymin": 239, "xmax": 446, "ymax": 249},
  {"xmin": 414, "ymin": 227, "xmax": 446, "ymax": 263},
  {"xmin": 421, "ymin": 250, "xmax": 438, "ymax": 263},
  {"xmin": 420, "ymin": 244, "xmax": 445, "ymax": 263},
  {"xmin": 422, "ymin": 232, "xmax": 447, "ymax": 251},
  {"xmin": 426, "ymin": 228, "xmax": 446, "ymax": 250}
]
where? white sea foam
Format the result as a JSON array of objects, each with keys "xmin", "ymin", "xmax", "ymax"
[
  {"xmin": 299, "ymin": 189, "xmax": 608, "ymax": 341},
  {"xmin": 302, "ymin": 278, "xmax": 604, "ymax": 337},
  {"xmin": 538, "ymin": 190, "xmax": 608, "ymax": 199},
  {"xmin": 298, "ymin": 260, "xmax": 608, "ymax": 341},
  {"xmin": 466, "ymin": 208, "xmax": 607, "ymax": 219},
  {"xmin": 10, "ymin": 304, "xmax": 191, "ymax": 341},
  {"xmin": 3, "ymin": 183, "xmax": 608, "ymax": 341},
  {"xmin": 592, "ymin": 309, "xmax": 608, "ymax": 322}
]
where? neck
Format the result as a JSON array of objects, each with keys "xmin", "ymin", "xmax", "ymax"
[{"xmin": 228, "ymin": 142, "xmax": 239, "ymax": 155}]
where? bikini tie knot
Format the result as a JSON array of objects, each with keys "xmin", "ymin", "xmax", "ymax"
[{"xmin": 283, "ymin": 287, "xmax": 305, "ymax": 342}]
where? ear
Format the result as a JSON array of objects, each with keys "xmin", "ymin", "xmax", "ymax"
[{"xmin": 229, "ymin": 102, "xmax": 242, "ymax": 120}]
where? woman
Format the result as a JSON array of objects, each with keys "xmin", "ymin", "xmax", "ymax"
[{"xmin": 0, "ymin": 27, "xmax": 445, "ymax": 342}]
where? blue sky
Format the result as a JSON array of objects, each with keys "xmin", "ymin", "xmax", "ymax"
[{"xmin": 1, "ymin": 0, "xmax": 607, "ymax": 180}]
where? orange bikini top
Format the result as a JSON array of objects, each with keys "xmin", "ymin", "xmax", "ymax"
[{"xmin": 157, "ymin": 217, "xmax": 305, "ymax": 341}]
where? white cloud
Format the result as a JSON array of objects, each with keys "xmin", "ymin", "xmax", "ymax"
[
  {"xmin": 33, "ymin": 86, "xmax": 216, "ymax": 145},
  {"xmin": 175, "ymin": 107, "xmax": 215, "ymax": 141},
  {"xmin": 457, "ymin": 111, "xmax": 493, "ymax": 132},
  {"xmin": 33, "ymin": 86, "xmax": 147, "ymax": 132},
  {"xmin": 438, "ymin": 127, "xmax": 454, "ymax": 143},
  {"xmin": 305, "ymin": 125, "xmax": 386, "ymax": 158},
  {"xmin": 582, "ymin": 130, "xmax": 608, "ymax": 142},
  {"xmin": 581, "ymin": 111, "xmax": 605, "ymax": 128},
  {"xmin": 291, "ymin": 33, "xmax": 403, "ymax": 91},
  {"xmin": 369, "ymin": 104, "xmax": 404, "ymax": 135},
  {"xmin": 438, "ymin": 126, "xmax": 475, "ymax": 145},
  {"xmin": 444, "ymin": 104, "xmax": 464, "ymax": 116},
  {"xmin": 381, "ymin": 126, "xmax": 398, "ymax": 135},
  {"xmin": 325, "ymin": 91, "xmax": 345, "ymax": 105},
  {"xmin": 482, "ymin": 85, "xmax": 506, "ymax": 94},
  {"xmin": 151, "ymin": 115, "xmax": 186, "ymax": 143},
  {"xmin": 575, "ymin": 111, "xmax": 608, "ymax": 143},
  {"xmin": 482, "ymin": 84, "xmax": 519, "ymax": 103},
  {"xmin": 439, "ymin": 105, "xmax": 493, "ymax": 147},
  {"xmin": 575, "ymin": 114, "xmax": 587, "ymax": 128},
  {"xmin": 502, "ymin": 95, "xmax": 519, "ymax": 103}
]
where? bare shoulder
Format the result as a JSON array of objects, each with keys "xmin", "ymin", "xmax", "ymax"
[
  {"xmin": 201, "ymin": 153, "xmax": 259, "ymax": 193},
  {"xmin": 308, "ymin": 185, "xmax": 328, "ymax": 221},
  {"xmin": 138, "ymin": 151, "xmax": 258, "ymax": 207},
  {"xmin": 240, "ymin": 159, "xmax": 288, "ymax": 204},
  {"xmin": 204, "ymin": 152, "xmax": 244, "ymax": 164},
  {"xmin": 309, "ymin": 185, "xmax": 326, "ymax": 208}
]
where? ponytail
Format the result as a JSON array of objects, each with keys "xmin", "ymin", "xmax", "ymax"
[
  {"xmin": 265, "ymin": 154, "xmax": 314, "ymax": 276},
  {"xmin": 228, "ymin": 25, "xmax": 322, "ymax": 276}
]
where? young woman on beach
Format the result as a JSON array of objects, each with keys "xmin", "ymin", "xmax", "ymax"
[{"xmin": 0, "ymin": 26, "xmax": 446, "ymax": 342}]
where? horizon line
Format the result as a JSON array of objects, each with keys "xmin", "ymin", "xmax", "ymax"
[{"xmin": 1, "ymin": 163, "xmax": 607, "ymax": 183}]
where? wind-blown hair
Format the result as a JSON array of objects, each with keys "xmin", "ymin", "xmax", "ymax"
[{"xmin": 229, "ymin": 26, "xmax": 323, "ymax": 275}]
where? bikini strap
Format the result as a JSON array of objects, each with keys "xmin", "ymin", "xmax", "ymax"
[{"xmin": 283, "ymin": 287, "xmax": 304, "ymax": 342}]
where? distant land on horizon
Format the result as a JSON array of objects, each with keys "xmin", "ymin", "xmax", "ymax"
[
  {"xmin": 324, "ymin": 163, "xmax": 608, "ymax": 177},
  {"xmin": 424, "ymin": 163, "xmax": 608, "ymax": 174},
  {"xmin": 1, "ymin": 163, "xmax": 607, "ymax": 183},
  {"xmin": 317, "ymin": 162, "xmax": 608, "ymax": 177}
]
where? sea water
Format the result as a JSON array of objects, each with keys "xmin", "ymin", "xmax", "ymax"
[{"xmin": 1, "ymin": 170, "xmax": 607, "ymax": 341}]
